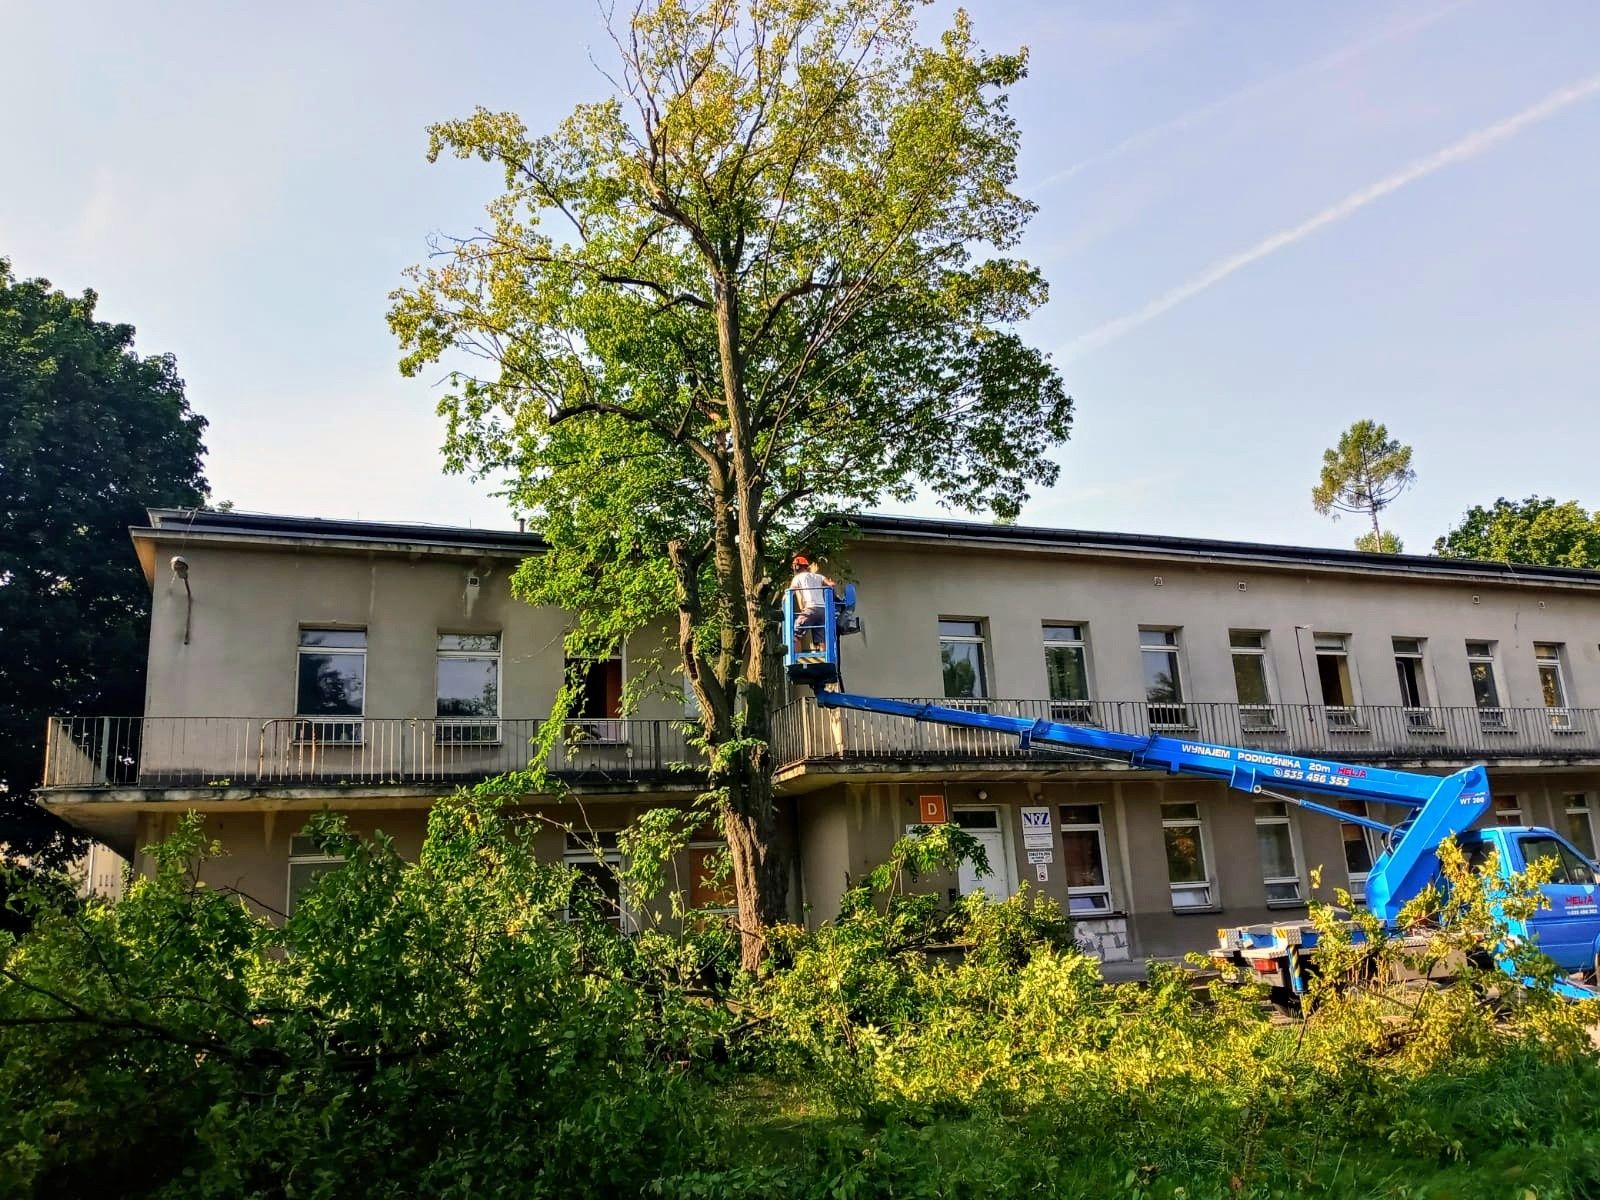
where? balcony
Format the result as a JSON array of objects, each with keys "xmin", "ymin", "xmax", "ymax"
[
  {"xmin": 770, "ymin": 698, "xmax": 1600, "ymax": 775},
  {"xmin": 40, "ymin": 716, "xmax": 699, "ymax": 792}
]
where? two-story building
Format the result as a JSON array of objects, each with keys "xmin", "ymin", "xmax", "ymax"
[{"xmin": 37, "ymin": 508, "xmax": 1600, "ymax": 961}]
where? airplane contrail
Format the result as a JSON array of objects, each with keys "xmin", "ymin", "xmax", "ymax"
[
  {"xmin": 1025, "ymin": 2, "xmax": 1468, "ymax": 195},
  {"xmin": 1061, "ymin": 72, "xmax": 1600, "ymax": 359}
]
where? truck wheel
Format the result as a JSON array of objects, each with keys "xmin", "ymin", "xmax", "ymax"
[{"xmin": 1267, "ymin": 985, "xmax": 1302, "ymax": 1018}]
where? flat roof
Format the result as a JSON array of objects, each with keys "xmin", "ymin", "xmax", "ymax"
[
  {"xmin": 823, "ymin": 513, "xmax": 1600, "ymax": 589},
  {"xmin": 130, "ymin": 508, "xmax": 543, "ymax": 584},
  {"xmin": 130, "ymin": 507, "xmax": 1600, "ymax": 592},
  {"xmin": 142, "ymin": 507, "xmax": 543, "ymax": 550}
]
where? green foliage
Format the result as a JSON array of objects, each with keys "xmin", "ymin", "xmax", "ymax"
[
  {"xmin": 1312, "ymin": 419, "xmax": 1415, "ymax": 553},
  {"xmin": 389, "ymin": 0, "xmax": 1072, "ymax": 961},
  {"xmin": 1353, "ymin": 529, "xmax": 1403, "ymax": 553},
  {"xmin": 1433, "ymin": 494, "xmax": 1600, "ymax": 567},
  {"xmin": 0, "ymin": 259, "xmax": 208, "ymax": 867},
  {"xmin": 5, "ymin": 814, "xmax": 1600, "ymax": 1198}
]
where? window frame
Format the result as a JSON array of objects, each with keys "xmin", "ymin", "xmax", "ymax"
[
  {"xmin": 1391, "ymin": 637, "xmax": 1439, "ymax": 730},
  {"xmin": 1041, "ymin": 622, "xmax": 1093, "ymax": 721},
  {"xmin": 293, "ymin": 626, "xmax": 368, "ymax": 744},
  {"xmin": 1465, "ymin": 641, "xmax": 1507, "ymax": 729},
  {"xmin": 1534, "ymin": 643, "xmax": 1574, "ymax": 729},
  {"xmin": 1312, "ymin": 633, "xmax": 1363, "ymax": 728},
  {"xmin": 1255, "ymin": 800, "xmax": 1304, "ymax": 906},
  {"xmin": 435, "ymin": 632, "xmax": 503, "ymax": 745},
  {"xmin": 1564, "ymin": 792, "xmax": 1598, "ymax": 861},
  {"xmin": 563, "ymin": 831, "xmax": 634, "ymax": 930},
  {"xmin": 685, "ymin": 830, "xmax": 738, "ymax": 914},
  {"xmin": 1139, "ymin": 627, "xmax": 1189, "ymax": 728},
  {"xmin": 564, "ymin": 649, "xmax": 628, "ymax": 743},
  {"xmin": 286, "ymin": 833, "xmax": 345, "ymax": 916},
  {"xmin": 1228, "ymin": 630, "xmax": 1279, "ymax": 731},
  {"xmin": 1058, "ymin": 804, "xmax": 1113, "ymax": 915},
  {"xmin": 938, "ymin": 618, "xmax": 991, "ymax": 703},
  {"xmin": 1160, "ymin": 800, "xmax": 1213, "ymax": 910},
  {"xmin": 1335, "ymin": 798, "xmax": 1380, "ymax": 904},
  {"xmin": 1491, "ymin": 794, "xmax": 1524, "ymax": 827}
]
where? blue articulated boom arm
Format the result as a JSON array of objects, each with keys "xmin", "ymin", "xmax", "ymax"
[{"xmin": 812, "ymin": 692, "xmax": 1491, "ymax": 922}]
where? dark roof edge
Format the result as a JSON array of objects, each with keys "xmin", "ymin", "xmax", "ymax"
[
  {"xmin": 814, "ymin": 513, "xmax": 1600, "ymax": 588},
  {"xmin": 140, "ymin": 508, "xmax": 546, "ymax": 554}
]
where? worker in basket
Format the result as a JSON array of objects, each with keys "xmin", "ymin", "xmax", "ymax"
[{"xmin": 788, "ymin": 554, "xmax": 838, "ymax": 652}]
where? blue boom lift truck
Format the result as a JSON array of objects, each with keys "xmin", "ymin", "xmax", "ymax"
[{"xmin": 783, "ymin": 586, "xmax": 1600, "ymax": 1003}]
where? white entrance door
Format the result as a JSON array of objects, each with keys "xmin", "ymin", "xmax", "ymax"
[{"xmin": 953, "ymin": 807, "xmax": 1016, "ymax": 898}]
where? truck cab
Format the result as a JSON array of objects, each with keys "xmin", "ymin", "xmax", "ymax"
[{"xmin": 1456, "ymin": 826, "xmax": 1600, "ymax": 976}]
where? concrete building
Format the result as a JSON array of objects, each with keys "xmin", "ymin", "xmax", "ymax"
[{"xmin": 37, "ymin": 508, "xmax": 1600, "ymax": 961}]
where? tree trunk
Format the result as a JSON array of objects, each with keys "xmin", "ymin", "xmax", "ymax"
[{"xmin": 721, "ymin": 745, "xmax": 789, "ymax": 970}]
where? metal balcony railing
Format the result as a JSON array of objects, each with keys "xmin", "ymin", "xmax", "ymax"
[
  {"xmin": 770, "ymin": 698, "xmax": 1600, "ymax": 771},
  {"xmin": 40, "ymin": 716, "xmax": 700, "ymax": 790}
]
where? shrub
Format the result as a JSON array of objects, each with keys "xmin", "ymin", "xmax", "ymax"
[{"xmin": 3, "ymin": 811, "xmax": 1599, "ymax": 1198}]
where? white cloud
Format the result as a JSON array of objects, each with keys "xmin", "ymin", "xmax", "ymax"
[
  {"xmin": 1024, "ymin": 3, "xmax": 1469, "ymax": 195},
  {"xmin": 1061, "ymin": 72, "xmax": 1600, "ymax": 358}
]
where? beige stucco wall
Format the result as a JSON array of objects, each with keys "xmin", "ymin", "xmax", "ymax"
[
  {"xmin": 144, "ymin": 541, "xmax": 682, "ymax": 721},
  {"xmin": 133, "ymin": 796, "xmax": 730, "ymax": 926},
  {"xmin": 789, "ymin": 767, "xmax": 1600, "ymax": 959},
  {"xmin": 827, "ymin": 540, "xmax": 1600, "ymax": 711},
  {"xmin": 133, "ymin": 540, "xmax": 684, "ymax": 780}
]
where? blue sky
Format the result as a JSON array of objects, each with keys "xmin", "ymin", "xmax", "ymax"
[{"xmin": 4, "ymin": 1, "xmax": 1598, "ymax": 551}]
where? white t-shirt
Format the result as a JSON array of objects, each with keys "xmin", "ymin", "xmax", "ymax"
[{"xmin": 790, "ymin": 570, "xmax": 830, "ymax": 611}]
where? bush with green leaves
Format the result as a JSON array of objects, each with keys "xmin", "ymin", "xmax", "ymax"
[{"xmin": 4, "ymin": 808, "xmax": 1600, "ymax": 1199}]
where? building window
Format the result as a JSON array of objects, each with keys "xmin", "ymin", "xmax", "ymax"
[
  {"xmin": 1491, "ymin": 794, "xmax": 1523, "ymax": 826},
  {"xmin": 436, "ymin": 633, "xmax": 501, "ymax": 743},
  {"xmin": 1465, "ymin": 641, "xmax": 1507, "ymax": 729},
  {"xmin": 1313, "ymin": 633, "xmax": 1359, "ymax": 726},
  {"xmin": 564, "ymin": 831, "xmax": 627, "ymax": 928},
  {"xmin": 566, "ymin": 653, "xmax": 625, "ymax": 741},
  {"xmin": 1564, "ymin": 793, "xmax": 1597, "ymax": 860},
  {"xmin": 938, "ymin": 619, "xmax": 989, "ymax": 701},
  {"xmin": 1042, "ymin": 624, "xmax": 1091, "ymax": 720},
  {"xmin": 1229, "ymin": 631, "xmax": 1277, "ymax": 730},
  {"xmin": 295, "ymin": 628, "xmax": 366, "ymax": 742},
  {"xmin": 1535, "ymin": 644, "xmax": 1573, "ymax": 728},
  {"xmin": 1139, "ymin": 628, "xmax": 1187, "ymax": 727},
  {"xmin": 1392, "ymin": 638, "xmax": 1439, "ymax": 730},
  {"xmin": 1256, "ymin": 801, "xmax": 1303, "ymax": 904},
  {"xmin": 1336, "ymin": 798, "xmax": 1378, "ymax": 903},
  {"xmin": 686, "ymin": 829, "xmax": 737, "ymax": 912},
  {"xmin": 1160, "ymin": 801, "xmax": 1212, "ymax": 909},
  {"xmin": 287, "ymin": 834, "xmax": 344, "ymax": 915},
  {"xmin": 1391, "ymin": 638, "xmax": 1428, "ymax": 707},
  {"xmin": 1058, "ymin": 804, "xmax": 1112, "ymax": 914}
]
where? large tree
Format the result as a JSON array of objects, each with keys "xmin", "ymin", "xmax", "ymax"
[
  {"xmin": 1312, "ymin": 419, "xmax": 1415, "ymax": 553},
  {"xmin": 0, "ymin": 260, "xmax": 208, "ymax": 867},
  {"xmin": 1433, "ymin": 495, "xmax": 1600, "ymax": 567},
  {"xmin": 391, "ymin": 0, "xmax": 1071, "ymax": 966}
]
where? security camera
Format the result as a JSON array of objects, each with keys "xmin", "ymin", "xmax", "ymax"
[{"xmin": 170, "ymin": 556, "xmax": 190, "ymax": 579}]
